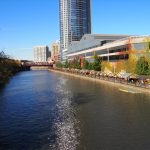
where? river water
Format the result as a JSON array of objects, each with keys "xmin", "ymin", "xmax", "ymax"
[{"xmin": 0, "ymin": 71, "xmax": 150, "ymax": 150}]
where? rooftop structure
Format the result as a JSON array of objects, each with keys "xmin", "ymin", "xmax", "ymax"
[{"xmin": 68, "ymin": 34, "xmax": 130, "ymax": 54}]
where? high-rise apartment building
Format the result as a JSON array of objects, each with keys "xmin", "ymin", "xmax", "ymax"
[
  {"xmin": 34, "ymin": 46, "xmax": 50, "ymax": 62},
  {"xmin": 59, "ymin": 0, "xmax": 91, "ymax": 61}
]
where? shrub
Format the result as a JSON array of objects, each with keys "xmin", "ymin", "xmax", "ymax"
[
  {"xmin": 136, "ymin": 56, "xmax": 150, "ymax": 75},
  {"xmin": 92, "ymin": 55, "xmax": 102, "ymax": 71},
  {"xmin": 82, "ymin": 59, "xmax": 89, "ymax": 69}
]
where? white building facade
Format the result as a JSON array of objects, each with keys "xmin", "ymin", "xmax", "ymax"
[
  {"xmin": 34, "ymin": 46, "xmax": 50, "ymax": 62},
  {"xmin": 59, "ymin": 0, "xmax": 69, "ymax": 61}
]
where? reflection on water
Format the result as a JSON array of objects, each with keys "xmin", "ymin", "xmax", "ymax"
[
  {"xmin": 49, "ymin": 77, "xmax": 80, "ymax": 150},
  {"xmin": 0, "ymin": 71, "xmax": 150, "ymax": 150},
  {"xmin": 0, "ymin": 71, "xmax": 80, "ymax": 150}
]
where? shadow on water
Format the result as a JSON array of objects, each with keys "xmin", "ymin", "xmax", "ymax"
[{"xmin": 72, "ymin": 92, "xmax": 96, "ymax": 105}]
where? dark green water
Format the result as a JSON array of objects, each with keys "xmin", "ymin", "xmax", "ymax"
[{"xmin": 0, "ymin": 71, "xmax": 150, "ymax": 150}]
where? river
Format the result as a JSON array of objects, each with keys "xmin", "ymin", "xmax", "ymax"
[{"xmin": 0, "ymin": 70, "xmax": 150, "ymax": 150}]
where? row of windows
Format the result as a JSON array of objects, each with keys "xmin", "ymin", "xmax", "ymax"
[
  {"xmin": 109, "ymin": 47, "xmax": 128, "ymax": 53},
  {"xmin": 101, "ymin": 54, "xmax": 128, "ymax": 61},
  {"xmin": 69, "ymin": 54, "xmax": 129, "ymax": 62},
  {"xmin": 76, "ymin": 46, "xmax": 128, "ymax": 56}
]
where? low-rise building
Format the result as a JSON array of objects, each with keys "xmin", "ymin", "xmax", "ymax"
[
  {"xmin": 67, "ymin": 34, "xmax": 150, "ymax": 63},
  {"xmin": 68, "ymin": 34, "xmax": 130, "ymax": 55}
]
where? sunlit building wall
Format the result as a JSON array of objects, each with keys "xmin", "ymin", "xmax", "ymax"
[
  {"xmin": 34, "ymin": 46, "xmax": 50, "ymax": 62},
  {"xmin": 51, "ymin": 41, "xmax": 61, "ymax": 62}
]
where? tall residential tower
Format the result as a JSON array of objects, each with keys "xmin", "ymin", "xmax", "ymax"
[{"xmin": 59, "ymin": 0, "xmax": 91, "ymax": 61}]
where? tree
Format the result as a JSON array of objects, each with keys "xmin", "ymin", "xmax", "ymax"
[
  {"xmin": 63, "ymin": 60, "xmax": 69, "ymax": 68},
  {"xmin": 88, "ymin": 62, "xmax": 94, "ymax": 70},
  {"xmin": 0, "ymin": 51, "xmax": 23, "ymax": 85},
  {"xmin": 125, "ymin": 52, "xmax": 137, "ymax": 73},
  {"xmin": 101, "ymin": 61, "xmax": 113, "ymax": 72},
  {"xmin": 136, "ymin": 56, "xmax": 150, "ymax": 75},
  {"xmin": 115, "ymin": 61, "xmax": 126, "ymax": 73},
  {"xmin": 74, "ymin": 58, "xmax": 81, "ymax": 69},
  {"xmin": 56, "ymin": 62, "xmax": 63, "ymax": 68},
  {"xmin": 82, "ymin": 59, "xmax": 89, "ymax": 69},
  {"xmin": 144, "ymin": 37, "xmax": 150, "ymax": 74},
  {"xmin": 92, "ymin": 55, "xmax": 102, "ymax": 71}
]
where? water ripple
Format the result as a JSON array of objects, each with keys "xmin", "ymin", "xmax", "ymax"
[{"xmin": 49, "ymin": 78, "xmax": 80, "ymax": 150}]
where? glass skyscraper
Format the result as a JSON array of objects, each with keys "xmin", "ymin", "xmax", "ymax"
[{"xmin": 59, "ymin": 0, "xmax": 91, "ymax": 61}]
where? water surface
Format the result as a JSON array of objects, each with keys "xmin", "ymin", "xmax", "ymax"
[{"xmin": 0, "ymin": 71, "xmax": 150, "ymax": 150}]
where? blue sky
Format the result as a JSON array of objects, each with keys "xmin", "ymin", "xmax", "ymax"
[{"xmin": 0, "ymin": 0, "xmax": 150, "ymax": 60}]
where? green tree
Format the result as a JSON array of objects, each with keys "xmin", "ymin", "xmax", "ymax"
[
  {"xmin": 92, "ymin": 55, "xmax": 102, "ymax": 71},
  {"xmin": 88, "ymin": 63, "xmax": 94, "ymax": 70},
  {"xmin": 82, "ymin": 59, "xmax": 89, "ymax": 69},
  {"xmin": 63, "ymin": 60, "xmax": 69, "ymax": 68},
  {"xmin": 72, "ymin": 57, "xmax": 81, "ymax": 69},
  {"xmin": 56, "ymin": 62, "xmax": 63, "ymax": 68},
  {"xmin": 136, "ymin": 56, "xmax": 150, "ymax": 75}
]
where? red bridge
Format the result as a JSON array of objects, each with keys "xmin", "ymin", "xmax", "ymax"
[{"xmin": 21, "ymin": 61, "xmax": 54, "ymax": 67}]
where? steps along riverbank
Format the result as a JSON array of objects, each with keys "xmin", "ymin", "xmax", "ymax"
[{"xmin": 49, "ymin": 68, "xmax": 150, "ymax": 94}]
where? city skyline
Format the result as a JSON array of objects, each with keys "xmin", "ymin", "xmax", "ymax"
[{"xmin": 0, "ymin": 0, "xmax": 150, "ymax": 60}]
